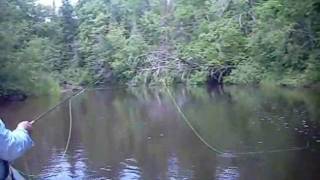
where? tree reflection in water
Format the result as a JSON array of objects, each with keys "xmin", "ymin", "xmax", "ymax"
[{"xmin": 1, "ymin": 86, "xmax": 319, "ymax": 179}]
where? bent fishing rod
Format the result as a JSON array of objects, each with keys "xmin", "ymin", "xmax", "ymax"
[
  {"xmin": 29, "ymin": 88, "xmax": 85, "ymax": 125},
  {"xmin": 29, "ymin": 81, "xmax": 127, "ymax": 125},
  {"xmin": 16, "ymin": 80, "xmax": 107, "ymax": 178},
  {"xmin": 28, "ymin": 77, "xmax": 111, "ymax": 125},
  {"xmin": 16, "ymin": 89, "xmax": 78, "ymax": 179}
]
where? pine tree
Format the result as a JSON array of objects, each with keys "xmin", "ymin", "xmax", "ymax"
[{"xmin": 59, "ymin": 0, "xmax": 77, "ymax": 70}]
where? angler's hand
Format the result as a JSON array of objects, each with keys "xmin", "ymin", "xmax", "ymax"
[{"xmin": 16, "ymin": 121, "xmax": 33, "ymax": 134}]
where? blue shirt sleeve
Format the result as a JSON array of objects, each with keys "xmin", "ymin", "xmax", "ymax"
[{"xmin": 0, "ymin": 119, "xmax": 34, "ymax": 162}]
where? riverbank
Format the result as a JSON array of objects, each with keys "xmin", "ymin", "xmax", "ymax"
[
  {"xmin": 0, "ymin": 83, "xmax": 83, "ymax": 103},
  {"xmin": 1, "ymin": 80, "xmax": 319, "ymax": 104}
]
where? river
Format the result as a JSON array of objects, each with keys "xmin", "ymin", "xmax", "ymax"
[{"xmin": 0, "ymin": 85, "xmax": 320, "ymax": 179}]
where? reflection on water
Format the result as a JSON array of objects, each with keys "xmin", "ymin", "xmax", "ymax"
[
  {"xmin": 216, "ymin": 166, "xmax": 239, "ymax": 180},
  {"xmin": 0, "ymin": 85, "xmax": 320, "ymax": 179}
]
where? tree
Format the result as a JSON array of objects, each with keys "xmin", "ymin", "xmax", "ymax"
[
  {"xmin": 1, "ymin": 0, "xmax": 320, "ymax": 98},
  {"xmin": 59, "ymin": 0, "xmax": 78, "ymax": 70}
]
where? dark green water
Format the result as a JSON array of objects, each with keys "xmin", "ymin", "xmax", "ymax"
[{"xmin": 1, "ymin": 86, "xmax": 320, "ymax": 179}]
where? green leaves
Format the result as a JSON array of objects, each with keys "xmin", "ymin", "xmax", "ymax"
[
  {"xmin": 1, "ymin": 0, "xmax": 320, "ymax": 98},
  {"xmin": 0, "ymin": 0, "xmax": 60, "ymax": 96}
]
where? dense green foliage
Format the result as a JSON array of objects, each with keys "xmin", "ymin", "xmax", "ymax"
[
  {"xmin": 1, "ymin": 0, "xmax": 320, "ymax": 97},
  {"xmin": 0, "ymin": 0, "xmax": 60, "ymax": 96}
]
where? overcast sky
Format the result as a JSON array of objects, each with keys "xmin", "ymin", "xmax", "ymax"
[{"xmin": 37, "ymin": 0, "xmax": 78, "ymax": 7}]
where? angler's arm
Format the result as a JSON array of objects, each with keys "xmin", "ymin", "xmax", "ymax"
[{"xmin": 0, "ymin": 120, "xmax": 33, "ymax": 162}]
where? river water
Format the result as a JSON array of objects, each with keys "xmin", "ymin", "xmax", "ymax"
[{"xmin": 0, "ymin": 85, "xmax": 320, "ymax": 180}]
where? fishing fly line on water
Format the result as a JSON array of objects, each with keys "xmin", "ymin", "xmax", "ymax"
[
  {"xmin": 12, "ymin": 73, "xmax": 106, "ymax": 179},
  {"xmin": 15, "ymin": 89, "xmax": 82, "ymax": 179},
  {"xmin": 164, "ymin": 86, "xmax": 309, "ymax": 157},
  {"xmin": 14, "ymin": 85, "xmax": 310, "ymax": 179},
  {"xmin": 165, "ymin": 87, "xmax": 225, "ymax": 154},
  {"xmin": 63, "ymin": 97, "xmax": 73, "ymax": 157},
  {"xmin": 15, "ymin": 82, "xmax": 117, "ymax": 179}
]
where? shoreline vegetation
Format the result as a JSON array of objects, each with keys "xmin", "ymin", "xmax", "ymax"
[
  {"xmin": 1, "ymin": 82, "xmax": 320, "ymax": 103},
  {"xmin": 1, "ymin": 0, "xmax": 320, "ymax": 101}
]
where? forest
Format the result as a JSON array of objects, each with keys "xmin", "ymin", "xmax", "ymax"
[{"xmin": 1, "ymin": 0, "xmax": 320, "ymax": 98}]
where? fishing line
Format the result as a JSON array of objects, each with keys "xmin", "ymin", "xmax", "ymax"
[
  {"xmin": 165, "ymin": 86, "xmax": 309, "ymax": 157},
  {"xmin": 16, "ymin": 81, "xmax": 105, "ymax": 178},
  {"xmin": 30, "ymin": 81, "xmax": 124, "ymax": 125},
  {"xmin": 30, "ymin": 89, "xmax": 85, "ymax": 125},
  {"xmin": 13, "ymin": 85, "xmax": 310, "ymax": 178},
  {"xmin": 230, "ymin": 142, "xmax": 309, "ymax": 156},
  {"xmin": 62, "ymin": 97, "xmax": 73, "ymax": 157},
  {"xmin": 14, "ymin": 98, "xmax": 74, "ymax": 179},
  {"xmin": 165, "ymin": 86, "xmax": 224, "ymax": 154},
  {"xmin": 15, "ymin": 89, "xmax": 84, "ymax": 179}
]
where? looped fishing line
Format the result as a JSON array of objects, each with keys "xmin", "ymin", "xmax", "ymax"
[
  {"xmin": 14, "ymin": 85, "xmax": 310, "ymax": 178},
  {"xmin": 165, "ymin": 86, "xmax": 224, "ymax": 154},
  {"xmin": 16, "ymin": 89, "xmax": 84, "ymax": 179},
  {"xmin": 62, "ymin": 96, "xmax": 74, "ymax": 157},
  {"xmin": 30, "ymin": 89, "xmax": 85, "ymax": 125},
  {"xmin": 165, "ymin": 86, "xmax": 309, "ymax": 157}
]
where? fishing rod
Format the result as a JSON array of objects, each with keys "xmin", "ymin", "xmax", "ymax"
[
  {"xmin": 12, "ymin": 94, "xmax": 75, "ymax": 179},
  {"xmin": 29, "ymin": 88, "xmax": 85, "ymax": 125},
  {"xmin": 14, "ymin": 88, "xmax": 83, "ymax": 179},
  {"xmin": 18, "ymin": 79, "xmax": 127, "ymax": 178},
  {"xmin": 16, "ymin": 81, "xmax": 104, "ymax": 179},
  {"xmin": 29, "ymin": 80, "xmax": 127, "ymax": 125},
  {"xmin": 16, "ymin": 84, "xmax": 309, "ymax": 178}
]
